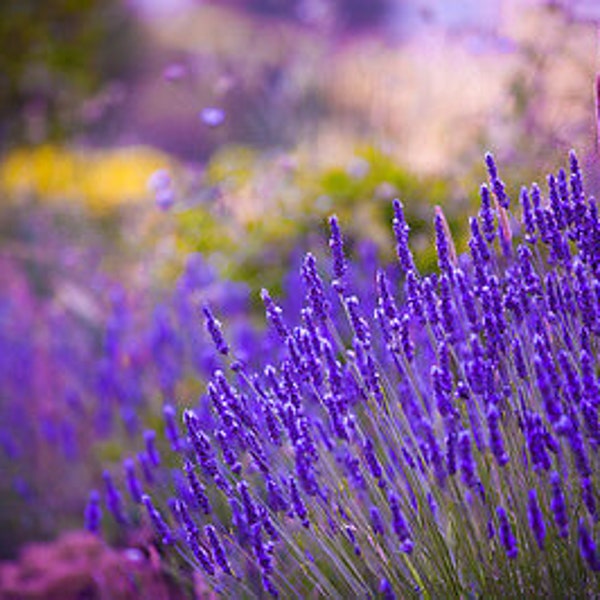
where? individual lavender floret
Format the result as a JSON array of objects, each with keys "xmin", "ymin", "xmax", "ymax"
[
  {"xmin": 302, "ymin": 253, "xmax": 330, "ymax": 324},
  {"xmin": 184, "ymin": 460, "xmax": 211, "ymax": 514},
  {"xmin": 103, "ymin": 471, "xmax": 127, "ymax": 525},
  {"xmin": 202, "ymin": 304, "xmax": 229, "ymax": 355},
  {"xmin": 527, "ymin": 489, "xmax": 546, "ymax": 551},
  {"xmin": 266, "ymin": 475, "xmax": 288, "ymax": 513},
  {"xmin": 205, "ymin": 525, "xmax": 232, "ymax": 574},
  {"xmin": 379, "ymin": 578, "xmax": 397, "ymax": 600},
  {"xmin": 144, "ymin": 429, "xmax": 161, "ymax": 466},
  {"xmin": 581, "ymin": 477, "xmax": 597, "ymax": 522},
  {"xmin": 569, "ymin": 149, "xmax": 583, "ymax": 204},
  {"xmin": 370, "ymin": 505, "xmax": 385, "ymax": 536},
  {"xmin": 486, "ymin": 404, "xmax": 509, "ymax": 467},
  {"xmin": 184, "ymin": 409, "xmax": 218, "ymax": 478},
  {"xmin": 519, "ymin": 186, "xmax": 536, "ymax": 243},
  {"xmin": 251, "ymin": 522, "xmax": 273, "ymax": 572},
  {"xmin": 469, "ymin": 217, "xmax": 490, "ymax": 264},
  {"xmin": 524, "ymin": 412, "xmax": 552, "ymax": 472},
  {"xmin": 163, "ymin": 403, "xmax": 183, "ymax": 452},
  {"xmin": 142, "ymin": 494, "xmax": 175, "ymax": 545},
  {"xmin": 388, "ymin": 492, "xmax": 414, "ymax": 553},
  {"xmin": 84, "ymin": 490, "xmax": 102, "ymax": 534},
  {"xmin": 172, "ymin": 498, "xmax": 199, "ymax": 538},
  {"xmin": 548, "ymin": 173, "xmax": 566, "ymax": 231},
  {"xmin": 124, "ymin": 457, "xmax": 143, "ymax": 504},
  {"xmin": 405, "ymin": 268, "xmax": 423, "ymax": 320},
  {"xmin": 238, "ymin": 480, "xmax": 260, "ymax": 526},
  {"xmin": 496, "ymin": 506, "xmax": 518, "ymax": 559},
  {"xmin": 329, "ymin": 214, "xmax": 347, "ymax": 284},
  {"xmin": 376, "ymin": 270, "xmax": 399, "ymax": 321},
  {"xmin": 289, "ymin": 476, "xmax": 310, "ymax": 528},
  {"xmin": 345, "ymin": 296, "xmax": 371, "ymax": 347},
  {"xmin": 533, "ymin": 355, "xmax": 562, "ymax": 425},
  {"xmin": 457, "ymin": 431, "xmax": 478, "ymax": 489},
  {"xmin": 578, "ymin": 519, "xmax": 600, "ymax": 571},
  {"xmin": 261, "ymin": 573, "xmax": 280, "ymax": 598},
  {"xmin": 550, "ymin": 471, "xmax": 569, "ymax": 539},
  {"xmin": 363, "ymin": 438, "xmax": 385, "ymax": 485},
  {"xmin": 421, "ymin": 275, "xmax": 440, "ymax": 328},
  {"xmin": 434, "ymin": 207, "xmax": 455, "ymax": 279},
  {"xmin": 485, "ymin": 152, "xmax": 509, "ymax": 209},
  {"xmin": 187, "ymin": 531, "xmax": 216, "ymax": 576},
  {"xmin": 479, "ymin": 184, "xmax": 496, "ymax": 243},
  {"xmin": 261, "ymin": 289, "xmax": 289, "ymax": 340},
  {"xmin": 392, "ymin": 199, "xmax": 416, "ymax": 272},
  {"xmin": 455, "ymin": 269, "xmax": 479, "ymax": 332}
]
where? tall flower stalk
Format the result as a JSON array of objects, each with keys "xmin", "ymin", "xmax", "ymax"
[{"xmin": 91, "ymin": 151, "xmax": 600, "ymax": 598}]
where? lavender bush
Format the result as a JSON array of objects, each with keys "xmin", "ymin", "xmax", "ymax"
[
  {"xmin": 0, "ymin": 242, "xmax": 265, "ymax": 552},
  {"xmin": 91, "ymin": 150, "xmax": 600, "ymax": 598}
]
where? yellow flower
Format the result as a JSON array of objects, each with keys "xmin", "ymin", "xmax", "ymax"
[{"xmin": 0, "ymin": 144, "xmax": 172, "ymax": 213}]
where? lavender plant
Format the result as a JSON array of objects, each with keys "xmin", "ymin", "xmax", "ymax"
[{"xmin": 91, "ymin": 151, "xmax": 600, "ymax": 598}]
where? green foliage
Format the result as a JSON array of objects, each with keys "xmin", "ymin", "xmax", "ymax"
[
  {"xmin": 175, "ymin": 145, "xmax": 474, "ymax": 292},
  {"xmin": 0, "ymin": 0, "xmax": 138, "ymax": 145}
]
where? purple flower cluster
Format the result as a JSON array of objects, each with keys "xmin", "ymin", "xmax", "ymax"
[{"xmin": 91, "ymin": 151, "xmax": 600, "ymax": 597}]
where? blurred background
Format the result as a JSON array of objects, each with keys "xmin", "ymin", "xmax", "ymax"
[
  {"xmin": 2, "ymin": 0, "xmax": 599, "ymax": 291},
  {"xmin": 1, "ymin": 0, "xmax": 600, "ymax": 576}
]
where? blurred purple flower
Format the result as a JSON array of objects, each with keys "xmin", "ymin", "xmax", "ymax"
[{"xmin": 199, "ymin": 107, "xmax": 226, "ymax": 128}]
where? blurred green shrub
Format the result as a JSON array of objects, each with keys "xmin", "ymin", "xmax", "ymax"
[
  {"xmin": 175, "ymin": 144, "xmax": 474, "ymax": 294},
  {"xmin": 0, "ymin": 0, "xmax": 138, "ymax": 146}
]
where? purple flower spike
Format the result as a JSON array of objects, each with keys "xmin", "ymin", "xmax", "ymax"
[
  {"xmin": 187, "ymin": 532, "xmax": 216, "ymax": 576},
  {"xmin": 519, "ymin": 186, "xmax": 536, "ymax": 243},
  {"xmin": 302, "ymin": 253, "xmax": 330, "ymax": 323},
  {"xmin": 388, "ymin": 492, "xmax": 413, "ymax": 553},
  {"xmin": 527, "ymin": 489, "xmax": 546, "ymax": 550},
  {"xmin": 184, "ymin": 460, "xmax": 211, "ymax": 515},
  {"xmin": 163, "ymin": 403, "xmax": 183, "ymax": 452},
  {"xmin": 392, "ymin": 199, "xmax": 416, "ymax": 272},
  {"xmin": 202, "ymin": 304, "xmax": 229, "ymax": 355},
  {"xmin": 485, "ymin": 152, "xmax": 509, "ymax": 209},
  {"xmin": 329, "ymin": 214, "xmax": 347, "ymax": 284},
  {"xmin": 261, "ymin": 289, "xmax": 288, "ymax": 340},
  {"xmin": 205, "ymin": 525, "xmax": 232, "ymax": 574},
  {"xmin": 103, "ymin": 471, "xmax": 127, "ymax": 525},
  {"xmin": 262, "ymin": 573, "xmax": 280, "ymax": 598},
  {"xmin": 370, "ymin": 505, "xmax": 385, "ymax": 536},
  {"xmin": 142, "ymin": 494, "xmax": 175, "ymax": 546},
  {"xmin": 379, "ymin": 578, "xmax": 397, "ymax": 600},
  {"xmin": 496, "ymin": 506, "xmax": 518, "ymax": 559},
  {"xmin": 487, "ymin": 404, "xmax": 509, "ymax": 467},
  {"xmin": 144, "ymin": 430, "xmax": 161, "ymax": 467},
  {"xmin": 458, "ymin": 431, "xmax": 478, "ymax": 489},
  {"xmin": 124, "ymin": 457, "xmax": 144, "ymax": 503},
  {"xmin": 479, "ymin": 184, "xmax": 496, "ymax": 243},
  {"xmin": 579, "ymin": 519, "xmax": 600, "ymax": 571},
  {"xmin": 550, "ymin": 471, "xmax": 569, "ymax": 538},
  {"xmin": 289, "ymin": 476, "xmax": 310, "ymax": 528},
  {"xmin": 434, "ymin": 206, "xmax": 456, "ymax": 278},
  {"xmin": 84, "ymin": 490, "xmax": 102, "ymax": 534}
]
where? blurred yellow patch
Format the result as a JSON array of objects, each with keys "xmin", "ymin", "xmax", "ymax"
[{"xmin": 0, "ymin": 144, "xmax": 172, "ymax": 212}]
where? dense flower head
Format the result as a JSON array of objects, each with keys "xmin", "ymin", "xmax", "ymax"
[{"xmin": 93, "ymin": 151, "xmax": 600, "ymax": 598}]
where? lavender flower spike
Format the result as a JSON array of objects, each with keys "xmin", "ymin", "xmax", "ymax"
[
  {"xmin": 496, "ymin": 506, "xmax": 518, "ymax": 559},
  {"xmin": 392, "ymin": 198, "xmax": 416, "ymax": 272},
  {"xmin": 142, "ymin": 494, "xmax": 176, "ymax": 545},
  {"xmin": 527, "ymin": 489, "xmax": 546, "ymax": 550},
  {"xmin": 202, "ymin": 303, "xmax": 229, "ymax": 355},
  {"xmin": 329, "ymin": 214, "xmax": 347, "ymax": 284},
  {"xmin": 84, "ymin": 490, "xmax": 102, "ymax": 534}
]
